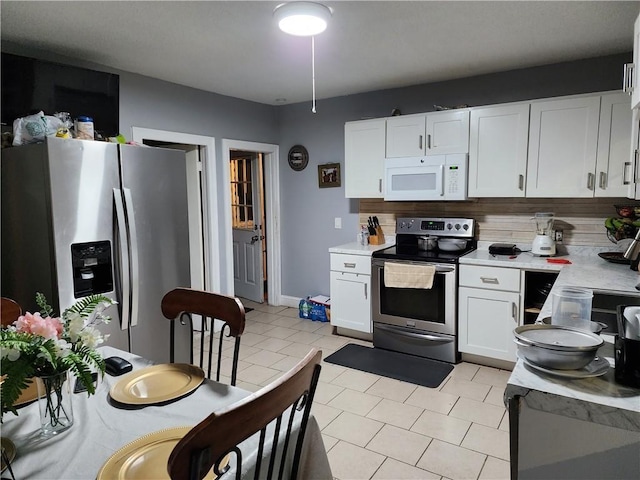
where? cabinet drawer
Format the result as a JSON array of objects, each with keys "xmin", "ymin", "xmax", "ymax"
[
  {"xmin": 459, "ymin": 265, "xmax": 520, "ymax": 292},
  {"xmin": 330, "ymin": 253, "xmax": 371, "ymax": 275}
]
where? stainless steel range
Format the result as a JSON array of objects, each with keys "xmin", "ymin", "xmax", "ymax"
[{"xmin": 372, "ymin": 217, "xmax": 476, "ymax": 363}]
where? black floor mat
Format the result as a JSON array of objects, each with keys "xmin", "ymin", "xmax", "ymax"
[
  {"xmin": 324, "ymin": 344, "xmax": 454, "ymax": 388},
  {"xmin": 244, "ymin": 307, "xmax": 254, "ymax": 313}
]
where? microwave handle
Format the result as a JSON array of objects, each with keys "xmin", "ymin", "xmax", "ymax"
[{"xmin": 440, "ymin": 165, "xmax": 445, "ymax": 196}]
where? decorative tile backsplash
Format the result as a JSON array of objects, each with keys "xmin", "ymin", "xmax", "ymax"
[{"xmin": 359, "ymin": 197, "xmax": 634, "ymax": 247}]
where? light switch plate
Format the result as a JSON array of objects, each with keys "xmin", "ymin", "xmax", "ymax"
[{"xmin": 334, "ymin": 217, "xmax": 342, "ymax": 229}]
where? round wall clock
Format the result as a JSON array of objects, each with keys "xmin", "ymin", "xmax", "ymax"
[{"xmin": 288, "ymin": 145, "xmax": 309, "ymax": 171}]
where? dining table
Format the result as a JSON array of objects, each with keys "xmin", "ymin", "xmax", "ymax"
[{"xmin": 1, "ymin": 346, "xmax": 332, "ymax": 479}]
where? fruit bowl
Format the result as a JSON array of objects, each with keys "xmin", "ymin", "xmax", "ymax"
[{"xmin": 614, "ymin": 205, "xmax": 640, "ymax": 218}]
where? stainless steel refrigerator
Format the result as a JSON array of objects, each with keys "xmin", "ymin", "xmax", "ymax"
[{"xmin": 1, "ymin": 137, "xmax": 192, "ymax": 364}]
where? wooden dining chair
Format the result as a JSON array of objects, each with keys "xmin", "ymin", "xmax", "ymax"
[
  {"xmin": 1, "ymin": 297, "xmax": 22, "ymax": 326},
  {"xmin": 168, "ymin": 348, "xmax": 322, "ymax": 480},
  {"xmin": 161, "ymin": 288, "xmax": 246, "ymax": 385}
]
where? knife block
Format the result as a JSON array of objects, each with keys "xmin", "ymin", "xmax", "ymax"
[{"xmin": 369, "ymin": 227, "xmax": 385, "ymax": 245}]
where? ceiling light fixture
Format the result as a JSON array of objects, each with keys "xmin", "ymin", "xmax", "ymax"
[
  {"xmin": 274, "ymin": 2, "xmax": 332, "ymax": 113},
  {"xmin": 274, "ymin": 1, "xmax": 331, "ymax": 36}
]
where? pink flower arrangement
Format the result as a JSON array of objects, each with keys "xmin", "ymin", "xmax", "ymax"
[{"xmin": 14, "ymin": 312, "xmax": 63, "ymax": 340}]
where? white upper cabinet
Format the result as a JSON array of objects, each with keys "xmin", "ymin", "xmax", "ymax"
[
  {"xmin": 344, "ymin": 119, "xmax": 386, "ymax": 198},
  {"xmin": 596, "ymin": 92, "xmax": 633, "ymax": 197},
  {"xmin": 468, "ymin": 103, "xmax": 530, "ymax": 197},
  {"xmin": 627, "ymin": 13, "xmax": 640, "ymax": 110},
  {"xmin": 385, "ymin": 114, "xmax": 425, "ymax": 157},
  {"xmin": 526, "ymin": 96, "xmax": 601, "ymax": 197},
  {"xmin": 425, "ymin": 110, "xmax": 470, "ymax": 155},
  {"xmin": 386, "ymin": 110, "xmax": 469, "ymax": 157}
]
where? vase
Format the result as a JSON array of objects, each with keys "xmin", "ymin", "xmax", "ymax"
[{"xmin": 36, "ymin": 370, "xmax": 74, "ymax": 437}]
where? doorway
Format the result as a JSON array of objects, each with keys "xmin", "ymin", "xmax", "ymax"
[
  {"xmin": 131, "ymin": 129, "xmax": 282, "ymax": 306},
  {"xmin": 221, "ymin": 139, "xmax": 281, "ymax": 306}
]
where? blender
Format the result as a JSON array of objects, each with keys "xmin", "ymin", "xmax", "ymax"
[{"xmin": 531, "ymin": 212, "xmax": 556, "ymax": 256}]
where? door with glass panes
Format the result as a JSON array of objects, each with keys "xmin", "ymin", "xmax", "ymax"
[{"xmin": 231, "ymin": 151, "xmax": 265, "ymax": 302}]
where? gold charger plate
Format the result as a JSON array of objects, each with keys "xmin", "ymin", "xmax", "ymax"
[
  {"xmin": 110, "ymin": 364, "xmax": 205, "ymax": 405},
  {"xmin": 96, "ymin": 427, "xmax": 228, "ymax": 479},
  {"xmin": 1, "ymin": 437, "xmax": 16, "ymax": 473}
]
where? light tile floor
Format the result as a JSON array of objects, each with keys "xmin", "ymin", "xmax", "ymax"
[{"xmin": 205, "ymin": 300, "xmax": 512, "ymax": 480}]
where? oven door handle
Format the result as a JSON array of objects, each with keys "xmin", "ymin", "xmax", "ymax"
[{"xmin": 375, "ymin": 323, "xmax": 453, "ymax": 343}]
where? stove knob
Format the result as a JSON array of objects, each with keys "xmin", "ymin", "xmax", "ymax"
[
  {"xmin": 446, "ymin": 223, "xmax": 453, "ymax": 230},
  {"xmin": 455, "ymin": 224, "xmax": 461, "ymax": 230},
  {"xmin": 400, "ymin": 221, "xmax": 406, "ymax": 229},
  {"xmin": 463, "ymin": 224, "xmax": 469, "ymax": 231}
]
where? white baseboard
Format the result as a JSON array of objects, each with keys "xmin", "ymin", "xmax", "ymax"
[{"xmin": 279, "ymin": 295, "xmax": 302, "ymax": 308}]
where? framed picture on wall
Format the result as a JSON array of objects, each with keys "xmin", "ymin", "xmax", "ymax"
[{"xmin": 318, "ymin": 163, "xmax": 340, "ymax": 188}]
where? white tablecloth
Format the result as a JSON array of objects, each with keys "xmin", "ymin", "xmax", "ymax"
[{"xmin": 2, "ymin": 346, "xmax": 332, "ymax": 479}]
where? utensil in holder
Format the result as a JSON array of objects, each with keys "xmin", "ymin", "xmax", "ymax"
[{"xmin": 369, "ymin": 226, "xmax": 385, "ymax": 245}]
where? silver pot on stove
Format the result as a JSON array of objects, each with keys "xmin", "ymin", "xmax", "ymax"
[{"xmin": 417, "ymin": 235, "xmax": 438, "ymax": 251}]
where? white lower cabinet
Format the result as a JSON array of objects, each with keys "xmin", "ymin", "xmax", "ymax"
[
  {"xmin": 329, "ymin": 253, "xmax": 372, "ymax": 333},
  {"xmin": 458, "ymin": 265, "xmax": 520, "ymax": 362}
]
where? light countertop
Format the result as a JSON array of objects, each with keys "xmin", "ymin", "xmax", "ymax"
[
  {"xmin": 329, "ymin": 240, "xmax": 394, "ymax": 256},
  {"xmin": 463, "ymin": 246, "xmax": 640, "ymax": 429},
  {"xmin": 460, "ymin": 248, "xmax": 640, "ymax": 295}
]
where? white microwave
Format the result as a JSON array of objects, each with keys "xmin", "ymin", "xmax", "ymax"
[{"xmin": 384, "ymin": 154, "xmax": 468, "ymax": 201}]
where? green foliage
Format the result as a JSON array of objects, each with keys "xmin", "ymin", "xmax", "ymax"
[
  {"xmin": 35, "ymin": 292, "xmax": 53, "ymax": 317},
  {"xmin": 63, "ymin": 294, "xmax": 113, "ymax": 319}
]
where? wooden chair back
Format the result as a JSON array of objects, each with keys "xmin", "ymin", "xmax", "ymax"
[
  {"xmin": 168, "ymin": 348, "xmax": 322, "ymax": 480},
  {"xmin": 1, "ymin": 297, "xmax": 22, "ymax": 327},
  {"xmin": 161, "ymin": 288, "xmax": 246, "ymax": 385}
]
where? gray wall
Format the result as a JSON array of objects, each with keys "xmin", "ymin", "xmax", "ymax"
[
  {"xmin": 277, "ymin": 53, "xmax": 631, "ymax": 299},
  {"xmin": 1, "ymin": 44, "xmax": 631, "ymax": 301}
]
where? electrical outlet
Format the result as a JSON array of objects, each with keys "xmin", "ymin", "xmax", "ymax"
[
  {"xmin": 554, "ymin": 229, "xmax": 563, "ymax": 243},
  {"xmin": 334, "ymin": 217, "xmax": 342, "ymax": 229}
]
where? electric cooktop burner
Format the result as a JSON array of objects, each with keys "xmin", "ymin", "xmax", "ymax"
[{"xmin": 372, "ymin": 217, "xmax": 477, "ymax": 264}]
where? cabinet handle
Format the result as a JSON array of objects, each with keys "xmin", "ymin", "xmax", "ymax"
[
  {"xmin": 623, "ymin": 162, "xmax": 632, "ymax": 185},
  {"xmin": 518, "ymin": 174, "xmax": 524, "ymax": 191},
  {"xmin": 427, "ymin": 134, "xmax": 432, "ymax": 149},
  {"xmin": 599, "ymin": 172, "xmax": 606, "ymax": 189},
  {"xmin": 480, "ymin": 277, "xmax": 499, "ymax": 284},
  {"xmin": 419, "ymin": 135, "xmax": 423, "ymax": 150},
  {"xmin": 379, "ymin": 178, "xmax": 382, "ymax": 193},
  {"xmin": 343, "ymin": 262, "xmax": 356, "ymax": 268},
  {"xmin": 364, "ymin": 283, "xmax": 368, "ymax": 300},
  {"xmin": 512, "ymin": 302, "xmax": 517, "ymax": 320},
  {"xmin": 623, "ymin": 63, "xmax": 634, "ymax": 94},
  {"xmin": 587, "ymin": 173, "xmax": 595, "ymax": 190}
]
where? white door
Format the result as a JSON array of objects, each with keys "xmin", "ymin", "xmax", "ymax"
[
  {"xmin": 386, "ymin": 114, "xmax": 426, "ymax": 157},
  {"xmin": 425, "ymin": 110, "xmax": 470, "ymax": 154},
  {"xmin": 526, "ymin": 96, "xmax": 600, "ymax": 197},
  {"xmin": 468, "ymin": 103, "xmax": 529, "ymax": 197},
  {"xmin": 595, "ymin": 92, "xmax": 633, "ymax": 197},
  {"xmin": 231, "ymin": 152, "xmax": 265, "ymax": 303},
  {"xmin": 458, "ymin": 286, "xmax": 520, "ymax": 362},
  {"xmin": 344, "ymin": 119, "xmax": 386, "ymax": 198}
]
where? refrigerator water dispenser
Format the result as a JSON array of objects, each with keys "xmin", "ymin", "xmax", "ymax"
[{"xmin": 71, "ymin": 241, "xmax": 114, "ymax": 298}]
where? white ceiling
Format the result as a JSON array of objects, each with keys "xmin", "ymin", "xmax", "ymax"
[{"xmin": 2, "ymin": 1, "xmax": 638, "ymax": 106}]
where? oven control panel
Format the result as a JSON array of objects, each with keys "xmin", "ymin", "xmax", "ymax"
[{"xmin": 396, "ymin": 217, "xmax": 475, "ymax": 238}]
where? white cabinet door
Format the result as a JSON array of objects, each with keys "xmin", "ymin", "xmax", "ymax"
[
  {"xmin": 632, "ymin": 13, "xmax": 640, "ymax": 110},
  {"xmin": 629, "ymin": 108, "xmax": 640, "ymax": 200},
  {"xmin": 596, "ymin": 93, "xmax": 633, "ymax": 197},
  {"xmin": 425, "ymin": 110, "xmax": 470, "ymax": 154},
  {"xmin": 468, "ymin": 104, "xmax": 529, "ymax": 197},
  {"xmin": 385, "ymin": 114, "xmax": 425, "ymax": 158},
  {"xmin": 526, "ymin": 96, "xmax": 600, "ymax": 197},
  {"xmin": 330, "ymin": 270, "xmax": 371, "ymax": 333},
  {"xmin": 344, "ymin": 119, "xmax": 386, "ymax": 198},
  {"xmin": 458, "ymin": 286, "xmax": 519, "ymax": 362}
]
